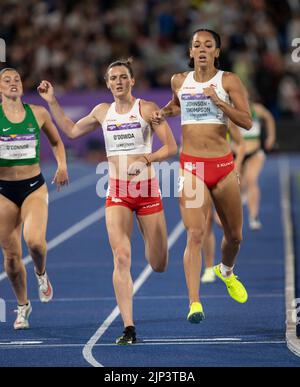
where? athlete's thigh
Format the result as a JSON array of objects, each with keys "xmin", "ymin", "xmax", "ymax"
[
  {"xmin": 137, "ymin": 210, "xmax": 168, "ymax": 251},
  {"xmin": 211, "ymin": 171, "xmax": 242, "ymax": 234},
  {"xmin": 0, "ymin": 195, "xmax": 22, "ymax": 245},
  {"xmin": 105, "ymin": 206, "xmax": 134, "ymax": 249},
  {"xmin": 244, "ymin": 152, "xmax": 265, "ymax": 182},
  {"xmin": 179, "ymin": 169, "xmax": 211, "ymax": 229},
  {"xmin": 21, "ymin": 184, "xmax": 49, "ymax": 241}
]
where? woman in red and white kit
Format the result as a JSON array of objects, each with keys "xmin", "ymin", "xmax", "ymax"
[
  {"xmin": 152, "ymin": 29, "xmax": 252, "ymax": 323},
  {"xmin": 38, "ymin": 59, "xmax": 177, "ymax": 345}
]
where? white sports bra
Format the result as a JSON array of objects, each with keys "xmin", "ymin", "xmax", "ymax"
[
  {"xmin": 102, "ymin": 99, "xmax": 153, "ymax": 157},
  {"xmin": 178, "ymin": 70, "xmax": 230, "ymax": 126}
]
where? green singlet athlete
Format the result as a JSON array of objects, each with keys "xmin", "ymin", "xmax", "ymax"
[{"xmin": 0, "ymin": 68, "xmax": 68, "ymax": 329}]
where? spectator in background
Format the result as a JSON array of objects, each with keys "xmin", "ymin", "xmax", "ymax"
[{"xmin": 1, "ymin": 0, "xmax": 299, "ymax": 117}]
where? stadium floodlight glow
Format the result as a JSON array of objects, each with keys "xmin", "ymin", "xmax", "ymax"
[
  {"xmin": 0, "ymin": 298, "xmax": 6, "ymax": 323},
  {"xmin": 0, "ymin": 38, "xmax": 6, "ymax": 62},
  {"xmin": 291, "ymin": 38, "xmax": 300, "ymax": 63}
]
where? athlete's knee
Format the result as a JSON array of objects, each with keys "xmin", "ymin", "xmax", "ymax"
[
  {"xmin": 3, "ymin": 250, "xmax": 22, "ymax": 275},
  {"xmin": 246, "ymin": 176, "xmax": 259, "ymax": 187},
  {"xmin": 150, "ymin": 252, "xmax": 168, "ymax": 273},
  {"xmin": 113, "ymin": 246, "xmax": 131, "ymax": 271},
  {"xmin": 187, "ymin": 227, "xmax": 206, "ymax": 246},
  {"xmin": 225, "ymin": 231, "xmax": 243, "ymax": 246},
  {"xmin": 25, "ymin": 237, "xmax": 46, "ymax": 255}
]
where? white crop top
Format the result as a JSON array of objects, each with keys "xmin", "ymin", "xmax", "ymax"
[
  {"xmin": 102, "ymin": 99, "xmax": 153, "ymax": 157},
  {"xmin": 178, "ymin": 70, "xmax": 230, "ymax": 126}
]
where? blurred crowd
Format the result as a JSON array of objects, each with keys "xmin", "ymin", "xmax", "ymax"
[{"xmin": 1, "ymin": 0, "xmax": 300, "ymax": 117}]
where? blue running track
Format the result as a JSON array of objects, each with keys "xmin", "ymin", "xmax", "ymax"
[{"xmin": 0, "ymin": 155, "xmax": 300, "ymax": 367}]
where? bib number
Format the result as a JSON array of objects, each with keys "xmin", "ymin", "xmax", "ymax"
[
  {"xmin": 106, "ymin": 122, "xmax": 144, "ymax": 152},
  {"xmin": 0, "ymin": 134, "xmax": 37, "ymax": 160}
]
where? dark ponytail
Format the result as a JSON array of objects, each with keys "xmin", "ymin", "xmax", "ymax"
[{"xmin": 188, "ymin": 29, "xmax": 221, "ymax": 69}]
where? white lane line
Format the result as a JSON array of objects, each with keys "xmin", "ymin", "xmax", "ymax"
[
  {"xmin": 279, "ymin": 157, "xmax": 300, "ymax": 358},
  {"xmin": 0, "ymin": 341, "xmax": 43, "ymax": 345},
  {"xmin": 82, "ymin": 220, "xmax": 185, "ymax": 368},
  {"xmin": 143, "ymin": 337, "xmax": 242, "ymax": 342},
  {"xmin": 48, "ymin": 173, "xmax": 97, "ymax": 203},
  {"xmin": 0, "ymin": 206, "xmax": 106, "ymax": 282},
  {"xmin": 90, "ymin": 340, "xmax": 287, "ymax": 347},
  {"xmin": 0, "ymin": 340, "xmax": 286, "ymax": 350},
  {"xmin": 2, "ymin": 293, "xmax": 284, "ymax": 303}
]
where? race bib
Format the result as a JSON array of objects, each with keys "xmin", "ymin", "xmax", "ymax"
[
  {"xmin": 181, "ymin": 93, "xmax": 223, "ymax": 122},
  {"xmin": 0, "ymin": 134, "xmax": 37, "ymax": 160},
  {"xmin": 105, "ymin": 122, "xmax": 144, "ymax": 152}
]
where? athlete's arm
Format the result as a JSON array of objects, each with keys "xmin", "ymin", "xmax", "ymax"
[
  {"xmin": 228, "ymin": 121, "xmax": 245, "ymax": 173},
  {"xmin": 151, "ymin": 74, "xmax": 183, "ymax": 124},
  {"xmin": 203, "ymin": 72, "xmax": 252, "ymax": 129},
  {"xmin": 161, "ymin": 74, "xmax": 182, "ymax": 117},
  {"xmin": 142, "ymin": 100, "xmax": 178, "ymax": 163},
  {"xmin": 253, "ymin": 103, "xmax": 276, "ymax": 151},
  {"xmin": 35, "ymin": 105, "xmax": 69, "ymax": 191},
  {"xmin": 37, "ymin": 80, "xmax": 101, "ymax": 139}
]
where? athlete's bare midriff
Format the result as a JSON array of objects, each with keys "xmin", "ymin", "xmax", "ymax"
[
  {"xmin": 108, "ymin": 153, "xmax": 156, "ymax": 181},
  {"xmin": 0, "ymin": 164, "xmax": 41, "ymax": 181},
  {"xmin": 181, "ymin": 123, "xmax": 231, "ymax": 157},
  {"xmin": 244, "ymin": 138, "xmax": 261, "ymax": 153},
  {"xmin": 231, "ymin": 138, "xmax": 261, "ymax": 156}
]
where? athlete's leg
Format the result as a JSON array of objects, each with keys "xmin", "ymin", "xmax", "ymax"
[
  {"xmin": 22, "ymin": 184, "xmax": 48, "ymax": 275},
  {"xmin": 179, "ymin": 170, "xmax": 211, "ymax": 303},
  {"xmin": 211, "ymin": 171, "xmax": 243, "ymax": 271},
  {"xmin": 0, "ymin": 196, "xmax": 26, "ymax": 305},
  {"xmin": 211, "ymin": 171, "xmax": 247, "ymax": 303},
  {"xmin": 137, "ymin": 210, "xmax": 168, "ymax": 273},
  {"xmin": 106, "ymin": 206, "xmax": 134, "ymax": 328},
  {"xmin": 213, "ymin": 209, "xmax": 223, "ymax": 227},
  {"xmin": 201, "ymin": 204, "xmax": 216, "ymax": 283},
  {"xmin": 202, "ymin": 204, "xmax": 215, "ymax": 268},
  {"xmin": 243, "ymin": 151, "xmax": 265, "ymax": 220}
]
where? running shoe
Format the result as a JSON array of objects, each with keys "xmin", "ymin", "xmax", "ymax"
[
  {"xmin": 213, "ymin": 264, "xmax": 248, "ymax": 303},
  {"xmin": 116, "ymin": 326, "xmax": 137, "ymax": 345},
  {"xmin": 35, "ymin": 271, "xmax": 53, "ymax": 303},
  {"xmin": 201, "ymin": 267, "xmax": 216, "ymax": 283},
  {"xmin": 249, "ymin": 217, "xmax": 262, "ymax": 230},
  {"xmin": 14, "ymin": 301, "xmax": 32, "ymax": 330},
  {"xmin": 187, "ymin": 302, "xmax": 205, "ymax": 323}
]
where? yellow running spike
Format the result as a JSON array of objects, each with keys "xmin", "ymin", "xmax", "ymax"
[
  {"xmin": 214, "ymin": 264, "xmax": 248, "ymax": 303},
  {"xmin": 187, "ymin": 302, "xmax": 205, "ymax": 323}
]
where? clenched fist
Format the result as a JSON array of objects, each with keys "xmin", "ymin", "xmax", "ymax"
[{"xmin": 37, "ymin": 80, "xmax": 55, "ymax": 104}]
